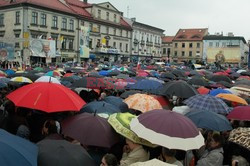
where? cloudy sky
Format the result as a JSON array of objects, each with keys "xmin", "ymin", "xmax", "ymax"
[{"xmin": 89, "ymin": 0, "xmax": 250, "ymax": 41}]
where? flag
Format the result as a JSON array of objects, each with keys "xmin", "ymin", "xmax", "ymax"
[
  {"xmin": 101, "ymin": 38, "xmax": 106, "ymax": 45},
  {"xmin": 38, "ymin": 35, "xmax": 43, "ymax": 39},
  {"xmin": 48, "ymin": 36, "xmax": 52, "ymax": 40},
  {"xmin": 59, "ymin": 36, "xmax": 64, "ymax": 44}
]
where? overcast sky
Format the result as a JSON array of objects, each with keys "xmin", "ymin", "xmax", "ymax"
[{"xmin": 89, "ymin": 0, "xmax": 250, "ymax": 41}]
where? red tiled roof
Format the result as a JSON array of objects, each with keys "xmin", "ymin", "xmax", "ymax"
[
  {"xmin": 65, "ymin": 0, "xmax": 92, "ymax": 8},
  {"xmin": 120, "ymin": 17, "xmax": 132, "ymax": 30},
  {"xmin": 173, "ymin": 28, "xmax": 208, "ymax": 41},
  {"xmin": 68, "ymin": 4, "xmax": 92, "ymax": 18},
  {"xmin": 162, "ymin": 36, "xmax": 174, "ymax": 43}
]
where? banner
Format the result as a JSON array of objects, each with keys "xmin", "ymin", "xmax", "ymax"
[
  {"xmin": 79, "ymin": 26, "xmax": 90, "ymax": 58},
  {"xmin": 207, "ymin": 48, "xmax": 241, "ymax": 63},
  {"xmin": 30, "ymin": 39, "xmax": 56, "ymax": 58},
  {"xmin": 0, "ymin": 42, "xmax": 14, "ymax": 61}
]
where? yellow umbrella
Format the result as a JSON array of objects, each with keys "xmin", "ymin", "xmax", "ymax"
[
  {"xmin": 124, "ymin": 93, "xmax": 162, "ymax": 113},
  {"xmin": 10, "ymin": 77, "xmax": 33, "ymax": 83},
  {"xmin": 216, "ymin": 93, "xmax": 248, "ymax": 105}
]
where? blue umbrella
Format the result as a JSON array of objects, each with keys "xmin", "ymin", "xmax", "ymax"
[
  {"xmin": 80, "ymin": 101, "xmax": 121, "ymax": 115},
  {"xmin": 0, "ymin": 129, "xmax": 38, "ymax": 166},
  {"xmin": 98, "ymin": 70, "xmax": 109, "ymax": 76},
  {"xmin": 126, "ymin": 79, "xmax": 163, "ymax": 91},
  {"xmin": 185, "ymin": 111, "xmax": 232, "ymax": 131},
  {"xmin": 5, "ymin": 69, "xmax": 15, "ymax": 76},
  {"xmin": 103, "ymin": 96, "xmax": 129, "ymax": 112},
  {"xmin": 209, "ymin": 88, "xmax": 232, "ymax": 96},
  {"xmin": 0, "ymin": 82, "xmax": 7, "ymax": 88},
  {"xmin": 184, "ymin": 94, "xmax": 231, "ymax": 114}
]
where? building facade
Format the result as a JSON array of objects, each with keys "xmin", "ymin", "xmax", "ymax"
[
  {"xmin": 0, "ymin": 0, "xmax": 132, "ymax": 65},
  {"xmin": 203, "ymin": 34, "xmax": 247, "ymax": 65},
  {"xmin": 125, "ymin": 18, "xmax": 165, "ymax": 63},
  {"xmin": 161, "ymin": 36, "xmax": 174, "ymax": 62},
  {"xmin": 172, "ymin": 28, "xmax": 208, "ymax": 63}
]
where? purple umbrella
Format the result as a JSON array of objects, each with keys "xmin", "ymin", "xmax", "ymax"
[
  {"xmin": 61, "ymin": 112, "xmax": 120, "ymax": 148},
  {"xmin": 130, "ymin": 109, "xmax": 204, "ymax": 151}
]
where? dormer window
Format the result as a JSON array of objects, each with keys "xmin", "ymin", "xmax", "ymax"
[
  {"xmin": 177, "ymin": 35, "xmax": 186, "ymax": 39},
  {"xmin": 191, "ymin": 35, "xmax": 201, "ymax": 38}
]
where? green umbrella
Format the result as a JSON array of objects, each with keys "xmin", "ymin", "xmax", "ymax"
[
  {"xmin": 108, "ymin": 113, "xmax": 156, "ymax": 147},
  {"xmin": 34, "ymin": 67, "xmax": 44, "ymax": 72}
]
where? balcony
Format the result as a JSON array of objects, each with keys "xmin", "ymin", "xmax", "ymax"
[{"xmin": 146, "ymin": 41, "xmax": 153, "ymax": 46}]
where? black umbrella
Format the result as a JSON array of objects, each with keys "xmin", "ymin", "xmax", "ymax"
[
  {"xmin": 23, "ymin": 74, "xmax": 40, "ymax": 82},
  {"xmin": 230, "ymin": 72, "xmax": 241, "ymax": 79},
  {"xmin": 158, "ymin": 80, "xmax": 198, "ymax": 98},
  {"xmin": 187, "ymin": 78, "xmax": 209, "ymax": 87},
  {"xmin": 103, "ymin": 96, "xmax": 129, "ymax": 112},
  {"xmin": 80, "ymin": 101, "xmax": 121, "ymax": 115},
  {"xmin": 116, "ymin": 74, "xmax": 130, "ymax": 79},
  {"xmin": 108, "ymin": 70, "xmax": 120, "ymax": 76},
  {"xmin": 160, "ymin": 72, "xmax": 176, "ymax": 80},
  {"xmin": 235, "ymin": 80, "xmax": 250, "ymax": 86},
  {"xmin": 209, "ymin": 75, "xmax": 231, "ymax": 83},
  {"xmin": 240, "ymin": 71, "xmax": 250, "ymax": 76},
  {"xmin": 172, "ymin": 69, "xmax": 186, "ymax": 78},
  {"xmin": 217, "ymin": 81, "xmax": 233, "ymax": 88},
  {"xmin": 120, "ymin": 90, "xmax": 142, "ymax": 99},
  {"xmin": 37, "ymin": 140, "xmax": 95, "ymax": 166}
]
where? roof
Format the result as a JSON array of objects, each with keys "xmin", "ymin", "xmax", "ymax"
[
  {"xmin": 133, "ymin": 21, "xmax": 165, "ymax": 33},
  {"xmin": 173, "ymin": 28, "xmax": 208, "ymax": 41},
  {"xmin": 65, "ymin": 0, "xmax": 92, "ymax": 8},
  {"xmin": 120, "ymin": 17, "xmax": 132, "ymax": 30},
  {"xmin": 203, "ymin": 35, "xmax": 246, "ymax": 44},
  {"xmin": 162, "ymin": 36, "xmax": 174, "ymax": 43}
]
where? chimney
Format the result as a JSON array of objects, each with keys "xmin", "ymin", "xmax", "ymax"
[
  {"xmin": 83, "ymin": 0, "xmax": 87, "ymax": 3},
  {"xmin": 228, "ymin": 32, "xmax": 234, "ymax": 37},
  {"xmin": 131, "ymin": 17, "xmax": 136, "ymax": 22}
]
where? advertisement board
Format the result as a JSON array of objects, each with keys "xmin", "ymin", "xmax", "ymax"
[
  {"xmin": 0, "ymin": 42, "xmax": 14, "ymax": 61},
  {"xmin": 207, "ymin": 48, "xmax": 241, "ymax": 63}
]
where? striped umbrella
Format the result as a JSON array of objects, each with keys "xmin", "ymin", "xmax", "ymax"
[
  {"xmin": 45, "ymin": 71, "xmax": 62, "ymax": 77},
  {"xmin": 10, "ymin": 77, "xmax": 33, "ymax": 83},
  {"xmin": 0, "ymin": 70, "xmax": 6, "ymax": 77},
  {"xmin": 124, "ymin": 94, "xmax": 162, "ymax": 113}
]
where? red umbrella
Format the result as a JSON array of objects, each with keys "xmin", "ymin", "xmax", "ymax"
[
  {"xmin": 197, "ymin": 86, "xmax": 210, "ymax": 95},
  {"xmin": 63, "ymin": 73, "xmax": 74, "ymax": 77},
  {"xmin": 227, "ymin": 106, "xmax": 250, "ymax": 121},
  {"xmin": 7, "ymin": 82, "xmax": 86, "ymax": 113}
]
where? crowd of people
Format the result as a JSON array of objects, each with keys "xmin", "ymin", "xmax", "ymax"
[{"xmin": 0, "ymin": 61, "xmax": 249, "ymax": 166}]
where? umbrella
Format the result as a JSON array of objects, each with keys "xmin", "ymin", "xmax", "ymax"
[
  {"xmin": 103, "ymin": 96, "xmax": 129, "ymax": 112},
  {"xmin": 183, "ymin": 94, "xmax": 231, "ymax": 114},
  {"xmin": 0, "ymin": 82, "xmax": 7, "ymax": 88},
  {"xmin": 124, "ymin": 94, "xmax": 163, "ymax": 113},
  {"xmin": 37, "ymin": 140, "xmax": 95, "ymax": 166},
  {"xmin": 187, "ymin": 78, "xmax": 209, "ymax": 87},
  {"xmin": 61, "ymin": 113, "xmax": 120, "ymax": 148},
  {"xmin": 0, "ymin": 77, "xmax": 10, "ymax": 84},
  {"xmin": 108, "ymin": 113, "xmax": 155, "ymax": 147},
  {"xmin": 209, "ymin": 75, "xmax": 231, "ymax": 83},
  {"xmin": 228, "ymin": 127, "xmax": 250, "ymax": 150},
  {"xmin": 33, "ymin": 67, "xmax": 43, "ymax": 72},
  {"xmin": 120, "ymin": 90, "xmax": 142, "ymax": 99},
  {"xmin": 0, "ymin": 70, "xmax": 7, "ymax": 77},
  {"xmin": 216, "ymin": 94, "xmax": 248, "ymax": 105},
  {"xmin": 158, "ymin": 80, "xmax": 198, "ymax": 98},
  {"xmin": 22, "ymin": 74, "xmax": 40, "ymax": 82},
  {"xmin": 237, "ymin": 69, "xmax": 246, "ymax": 74},
  {"xmin": 108, "ymin": 70, "xmax": 120, "ymax": 76},
  {"xmin": 7, "ymin": 82, "xmax": 85, "ymax": 113},
  {"xmin": 172, "ymin": 69, "xmax": 186, "ymax": 77},
  {"xmin": 81, "ymin": 101, "xmax": 121, "ymax": 115},
  {"xmin": 227, "ymin": 106, "xmax": 250, "ymax": 121},
  {"xmin": 10, "ymin": 76, "xmax": 33, "ymax": 83},
  {"xmin": 116, "ymin": 74, "xmax": 130, "ymax": 79},
  {"xmin": 217, "ymin": 81, "xmax": 233, "ymax": 88},
  {"xmin": 160, "ymin": 72, "xmax": 176, "ymax": 80},
  {"xmin": 197, "ymin": 86, "xmax": 210, "ymax": 95},
  {"xmin": 230, "ymin": 72, "xmax": 241, "ymax": 78},
  {"xmin": 230, "ymin": 85, "xmax": 250, "ymax": 97},
  {"xmin": 209, "ymin": 88, "xmax": 232, "ymax": 96},
  {"xmin": 130, "ymin": 110, "xmax": 204, "ymax": 151},
  {"xmin": 99, "ymin": 70, "xmax": 109, "ymax": 76},
  {"xmin": 185, "ymin": 111, "xmax": 232, "ymax": 131},
  {"xmin": 45, "ymin": 71, "xmax": 62, "ymax": 77},
  {"xmin": 235, "ymin": 80, "xmax": 250, "ymax": 86},
  {"xmin": 119, "ymin": 67, "xmax": 128, "ymax": 72},
  {"xmin": 131, "ymin": 159, "xmax": 175, "ymax": 166},
  {"xmin": 0, "ymin": 129, "xmax": 38, "ymax": 166},
  {"xmin": 126, "ymin": 79, "xmax": 163, "ymax": 91},
  {"xmin": 35, "ymin": 76, "xmax": 61, "ymax": 84},
  {"xmin": 5, "ymin": 69, "xmax": 15, "ymax": 76},
  {"xmin": 71, "ymin": 77, "xmax": 115, "ymax": 89}
]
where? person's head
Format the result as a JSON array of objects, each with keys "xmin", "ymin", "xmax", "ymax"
[
  {"xmin": 100, "ymin": 153, "xmax": 118, "ymax": 166},
  {"xmin": 42, "ymin": 119, "xmax": 58, "ymax": 136},
  {"xmin": 208, "ymin": 133, "xmax": 223, "ymax": 150},
  {"xmin": 125, "ymin": 138, "xmax": 140, "ymax": 151},
  {"xmin": 162, "ymin": 147, "xmax": 176, "ymax": 158},
  {"xmin": 232, "ymin": 155, "xmax": 249, "ymax": 166}
]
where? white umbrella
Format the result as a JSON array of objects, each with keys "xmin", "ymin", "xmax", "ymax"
[
  {"xmin": 172, "ymin": 106, "xmax": 191, "ymax": 115},
  {"xmin": 131, "ymin": 159, "xmax": 176, "ymax": 166},
  {"xmin": 35, "ymin": 76, "xmax": 61, "ymax": 84},
  {"xmin": 236, "ymin": 70, "xmax": 246, "ymax": 74}
]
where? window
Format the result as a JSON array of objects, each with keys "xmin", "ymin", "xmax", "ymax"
[
  {"xmin": 120, "ymin": 43, "xmax": 122, "ymax": 51},
  {"xmin": 62, "ymin": 38, "xmax": 67, "ymax": 49},
  {"xmin": 216, "ymin": 42, "xmax": 219, "ymax": 47},
  {"xmin": 120, "ymin": 29, "xmax": 122, "ymax": 36},
  {"xmin": 114, "ymin": 14, "xmax": 116, "ymax": 22},
  {"xmin": 222, "ymin": 42, "xmax": 226, "ymax": 47},
  {"xmin": 41, "ymin": 13, "xmax": 46, "ymax": 26},
  {"xmin": 106, "ymin": 12, "xmax": 109, "ymax": 21},
  {"xmin": 150, "ymin": 35, "xmax": 152, "ymax": 42},
  {"xmin": 89, "ymin": 23, "xmax": 93, "ymax": 31},
  {"xmin": 52, "ymin": 16, "xmax": 58, "ymax": 28},
  {"xmin": 197, "ymin": 43, "xmax": 200, "ymax": 48},
  {"xmin": 182, "ymin": 43, "xmax": 185, "ymax": 48},
  {"xmin": 174, "ymin": 51, "xmax": 177, "ymax": 56},
  {"xmin": 209, "ymin": 42, "xmax": 213, "ymax": 47},
  {"xmin": 189, "ymin": 51, "xmax": 192, "ymax": 57},
  {"xmin": 69, "ymin": 19, "xmax": 74, "ymax": 31},
  {"xmin": 106, "ymin": 40, "xmax": 109, "ymax": 47},
  {"xmin": 158, "ymin": 37, "xmax": 160, "ymax": 44},
  {"xmin": 97, "ymin": 25, "xmax": 100, "ymax": 32},
  {"xmin": 106, "ymin": 26, "xmax": 109, "ymax": 34},
  {"xmin": 31, "ymin": 12, "xmax": 38, "ymax": 25},
  {"xmin": 196, "ymin": 51, "xmax": 200, "ymax": 56},
  {"xmin": 126, "ymin": 44, "xmax": 128, "ymax": 52},
  {"xmin": 97, "ymin": 39, "xmax": 101, "ymax": 47},
  {"xmin": 62, "ymin": 18, "xmax": 67, "ymax": 30},
  {"xmin": 113, "ymin": 28, "xmax": 116, "ymax": 35},
  {"xmin": 189, "ymin": 43, "xmax": 193, "ymax": 48},
  {"xmin": 15, "ymin": 34, "xmax": 20, "ymax": 38},
  {"xmin": 163, "ymin": 48, "xmax": 166, "ymax": 54},
  {"xmin": 182, "ymin": 51, "xmax": 185, "ymax": 56},
  {"xmin": 15, "ymin": 42, "xmax": 20, "ymax": 48},
  {"xmin": 51, "ymin": 35, "xmax": 58, "ymax": 49},
  {"xmin": 81, "ymin": 20, "xmax": 84, "ymax": 26},
  {"xmin": 113, "ymin": 42, "xmax": 116, "ymax": 48},
  {"xmin": 16, "ymin": 11, "xmax": 20, "ymax": 24},
  {"xmin": 98, "ymin": 10, "xmax": 101, "ymax": 18},
  {"xmin": 0, "ymin": 14, "xmax": 4, "ymax": 26},
  {"xmin": 175, "ymin": 43, "xmax": 178, "ymax": 48},
  {"xmin": 68, "ymin": 39, "xmax": 74, "ymax": 50}
]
